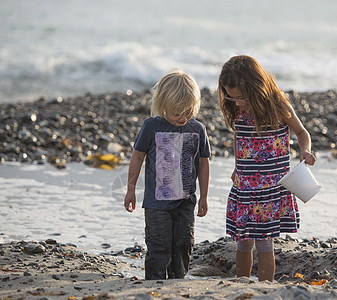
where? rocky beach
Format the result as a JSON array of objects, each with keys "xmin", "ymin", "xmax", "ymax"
[
  {"xmin": 0, "ymin": 89, "xmax": 336, "ymax": 168},
  {"xmin": 1, "ymin": 89, "xmax": 337, "ymax": 299},
  {"xmin": 2, "ymin": 0, "xmax": 337, "ymax": 298},
  {"xmin": 1, "ymin": 237, "xmax": 337, "ymax": 299}
]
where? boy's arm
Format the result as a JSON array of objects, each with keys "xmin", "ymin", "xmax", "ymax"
[
  {"xmin": 197, "ymin": 157, "xmax": 210, "ymax": 217},
  {"xmin": 283, "ymin": 103, "xmax": 316, "ymax": 165},
  {"xmin": 124, "ymin": 149, "xmax": 146, "ymax": 212}
]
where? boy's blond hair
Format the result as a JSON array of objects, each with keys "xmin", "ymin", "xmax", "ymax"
[{"xmin": 151, "ymin": 69, "xmax": 201, "ymax": 117}]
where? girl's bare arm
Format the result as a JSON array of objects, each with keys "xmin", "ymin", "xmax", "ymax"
[{"xmin": 283, "ymin": 103, "xmax": 316, "ymax": 165}]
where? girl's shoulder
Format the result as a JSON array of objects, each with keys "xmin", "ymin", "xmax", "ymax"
[{"xmin": 276, "ymin": 101, "xmax": 294, "ymax": 125}]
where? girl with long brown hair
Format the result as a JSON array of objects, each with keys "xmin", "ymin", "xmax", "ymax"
[{"xmin": 218, "ymin": 55, "xmax": 316, "ymax": 282}]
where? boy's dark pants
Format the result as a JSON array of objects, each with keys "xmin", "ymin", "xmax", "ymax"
[{"xmin": 144, "ymin": 199, "xmax": 195, "ymax": 280}]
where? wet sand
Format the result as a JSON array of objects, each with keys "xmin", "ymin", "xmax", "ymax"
[{"xmin": 1, "ymin": 154, "xmax": 337, "ymax": 255}]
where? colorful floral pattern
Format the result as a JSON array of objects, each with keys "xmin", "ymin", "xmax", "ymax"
[{"xmin": 226, "ymin": 111, "xmax": 300, "ymax": 240}]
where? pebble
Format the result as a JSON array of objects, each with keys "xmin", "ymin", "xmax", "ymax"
[
  {"xmin": 101, "ymin": 243, "xmax": 111, "ymax": 249},
  {"xmin": 329, "ymin": 279, "xmax": 337, "ymax": 289},
  {"xmin": 0, "ymin": 89, "xmax": 336, "ymax": 167},
  {"xmin": 124, "ymin": 245, "xmax": 145, "ymax": 254},
  {"xmin": 23, "ymin": 243, "xmax": 46, "ymax": 255}
]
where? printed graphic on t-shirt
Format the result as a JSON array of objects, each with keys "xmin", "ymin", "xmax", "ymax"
[{"xmin": 155, "ymin": 132, "xmax": 199, "ymax": 200}]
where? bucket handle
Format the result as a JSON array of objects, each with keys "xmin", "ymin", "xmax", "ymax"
[{"xmin": 300, "ymin": 160, "xmax": 307, "ymax": 166}]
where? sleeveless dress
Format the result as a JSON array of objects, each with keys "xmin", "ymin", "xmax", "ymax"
[{"xmin": 226, "ymin": 111, "xmax": 300, "ymax": 241}]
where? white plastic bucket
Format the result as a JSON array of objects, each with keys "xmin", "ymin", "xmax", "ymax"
[{"xmin": 278, "ymin": 160, "xmax": 321, "ymax": 203}]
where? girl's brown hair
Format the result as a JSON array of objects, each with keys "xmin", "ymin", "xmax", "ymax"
[{"xmin": 218, "ymin": 55, "xmax": 291, "ymax": 134}]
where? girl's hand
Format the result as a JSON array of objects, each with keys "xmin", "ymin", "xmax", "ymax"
[{"xmin": 300, "ymin": 150, "xmax": 316, "ymax": 166}]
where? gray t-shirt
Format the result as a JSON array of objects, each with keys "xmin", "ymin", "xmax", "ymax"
[{"xmin": 134, "ymin": 116, "xmax": 211, "ymax": 210}]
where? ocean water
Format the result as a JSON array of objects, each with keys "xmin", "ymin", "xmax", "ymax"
[{"xmin": 1, "ymin": 0, "xmax": 337, "ymax": 103}]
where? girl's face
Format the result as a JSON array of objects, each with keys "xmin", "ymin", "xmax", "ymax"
[
  {"xmin": 164, "ymin": 108, "xmax": 193, "ymax": 127},
  {"xmin": 225, "ymin": 86, "xmax": 248, "ymax": 109}
]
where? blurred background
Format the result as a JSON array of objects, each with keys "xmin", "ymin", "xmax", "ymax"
[{"xmin": 1, "ymin": 0, "xmax": 337, "ymax": 103}]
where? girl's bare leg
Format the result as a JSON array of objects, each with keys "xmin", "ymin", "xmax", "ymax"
[
  {"xmin": 257, "ymin": 251, "xmax": 275, "ymax": 282},
  {"xmin": 236, "ymin": 250, "xmax": 253, "ymax": 278}
]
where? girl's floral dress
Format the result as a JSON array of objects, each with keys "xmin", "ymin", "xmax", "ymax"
[{"xmin": 226, "ymin": 111, "xmax": 300, "ymax": 241}]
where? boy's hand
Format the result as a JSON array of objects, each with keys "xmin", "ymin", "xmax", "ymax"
[
  {"xmin": 124, "ymin": 191, "xmax": 136, "ymax": 212},
  {"xmin": 197, "ymin": 197, "xmax": 208, "ymax": 217}
]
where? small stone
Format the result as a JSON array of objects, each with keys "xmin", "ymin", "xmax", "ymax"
[
  {"xmin": 23, "ymin": 243, "xmax": 46, "ymax": 255},
  {"xmin": 74, "ymin": 285, "xmax": 82, "ymax": 290},
  {"xmin": 237, "ymin": 277, "xmax": 253, "ymax": 284},
  {"xmin": 310, "ymin": 271, "xmax": 320, "ymax": 279},
  {"xmin": 45, "ymin": 239, "xmax": 57, "ymax": 245},
  {"xmin": 321, "ymin": 242, "xmax": 331, "ymax": 248},
  {"xmin": 329, "ymin": 279, "xmax": 337, "ymax": 288},
  {"xmin": 3, "ymin": 144, "xmax": 19, "ymax": 154},
  {"xmin": 76, "ymin": 252, "xmax": 86, "ymax": 260},
  {"xmin": 277, "ymin": 274, "xmax": 290, "ymax": 284},
  {"xmin": 124, "ymin": 245, "xmax": 144, "ymax": 253},
  {"xmin": 101, "ymin": 243, "xmax": 111, "ymax": 249},
  {"xmin": 23, "ymin": 112, "xmax": 37, "ymax": 122},
  {"xmin": 274, "ymin": 248, "xmax": 282, "ymax": 255}
]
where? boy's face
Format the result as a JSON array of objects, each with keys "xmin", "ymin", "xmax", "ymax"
[{"xmin": 164, "ymin": 108, "xmax": 193, "ymax": 127}]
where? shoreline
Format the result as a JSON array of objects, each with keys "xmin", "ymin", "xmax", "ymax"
[
  {"xmin": 1, "ymin": 153, "xmax": 337, "ymax": 257},
  {"xmin": 1, "ymin": 238, "xmax": 337, "ymax": 299},
  {"xmin": 0, "ymin": 89, "xmax": 336, "ymax": 168}
]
